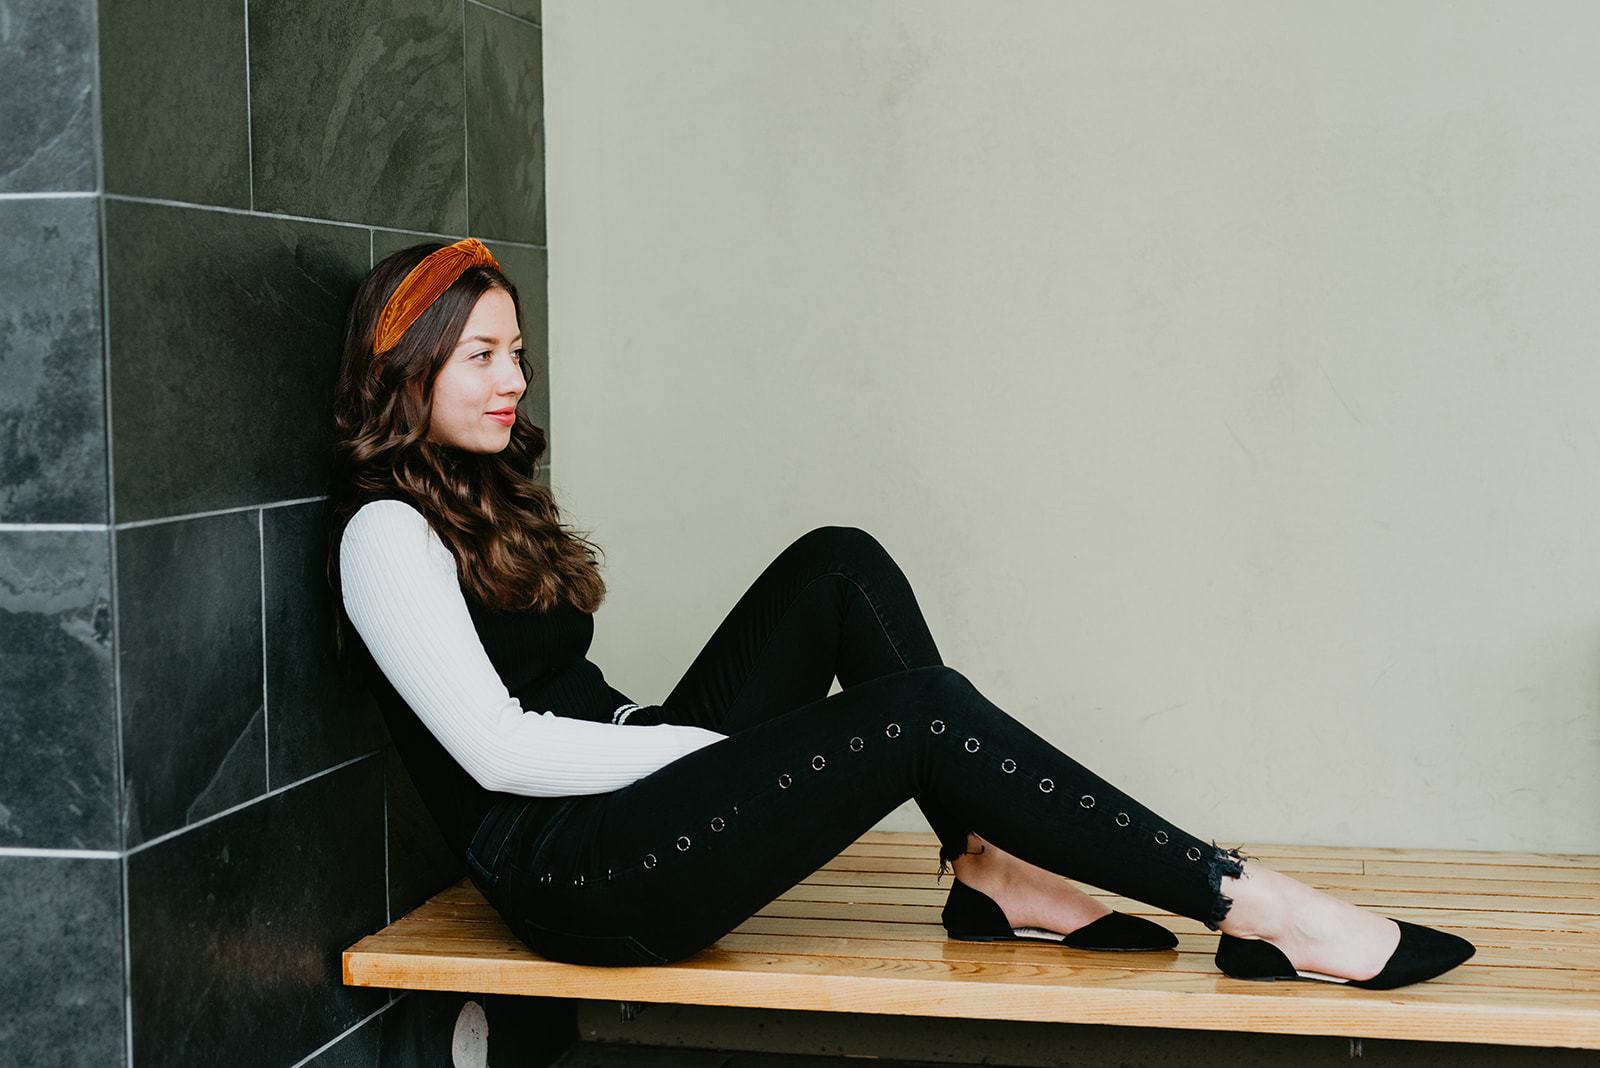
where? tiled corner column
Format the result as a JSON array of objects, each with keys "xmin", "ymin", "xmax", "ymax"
[
  {"xmin": 2, "ymin": 0, "xmax": 549, "ymax": 1064},
  {"xmin": 1, "ymin": 0, "xmax": 125, "ymax": 1062}
]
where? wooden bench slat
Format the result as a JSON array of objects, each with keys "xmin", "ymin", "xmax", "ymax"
[{"xmin": 846, "ymin": 832, "xmax": 1600, "ymax": 869}]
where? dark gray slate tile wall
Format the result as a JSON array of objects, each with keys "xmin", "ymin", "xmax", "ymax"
[
  {"xmin": 0, "ymin": 529, "xmax": 117, "ymax": 850},
  {"xmin": 98, "ymin": 0, "xmax": 251, "ymax": 206},
  {"xmin": 126, "ymin": 756, "xmax": 388, "ymax": 1068},
  {"xmin": 0, "ymin": 855, "xmax": 125, "ymax": 1066},
  {"xmin": 248, "ymin": 0, "xmax": 467, "ymax": 232},
  {"xmin": 104, "ymin": 201, "xmax": 368, "ymax": 523},
  {"xmin": 116, "ymin": 511, "xmax": 266, "ymax": 846},
  {"xmin": 1, "ymin": 0, "xmax": 547, "ymax": 1063},
  {"xmin": 0, "ymin": 198, "xmax": 107, "ymax": 524},
  {"xmin": 264, "ymin": 500, "xmax": 387, "ymax": 788},
  {"xmin": 466, "ymin": 2, "xmax": 546, "ymax": 244},
  {"xmin": 0, "ymin": 0, "xmax": 97, "ymax": 192}
]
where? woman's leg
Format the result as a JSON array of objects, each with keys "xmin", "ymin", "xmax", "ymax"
[
  {"xmin": 645, "ymin": 526, "xmax": 979, "ymax": 874},
  {"xmin": 492, "ymin": 663, "xmax": 1247, "ymax": 964},
  {"xmin": 646, "ymin": 524, "xmax": 1204, "ymax": 924}
]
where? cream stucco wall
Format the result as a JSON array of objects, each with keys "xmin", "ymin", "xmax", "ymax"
[{"xmin": 542, "ymin": 0, "xmax": 1599, "ymax": 853}]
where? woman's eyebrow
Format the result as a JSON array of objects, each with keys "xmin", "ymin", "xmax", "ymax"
[{"xmin": 456, "ymin": 333, "xmax": 525, "ymax": 347}]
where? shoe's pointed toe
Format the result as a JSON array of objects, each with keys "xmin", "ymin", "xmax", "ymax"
[
  {"xmin": 1348, "ymin": 919, "xmax": 1476, "ymax": 990},
  {"xmin": 1061, "ymin": 910, "xmax": 1178, "ymax": 951}
]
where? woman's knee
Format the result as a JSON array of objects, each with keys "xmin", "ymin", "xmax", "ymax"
[
  {"xmin": 895, "ymin": 663, "xmax": 981, "ymax": 705},
  {"xmin": 791, "ymin": 524, "xmax": 897, "ymax": 572}
]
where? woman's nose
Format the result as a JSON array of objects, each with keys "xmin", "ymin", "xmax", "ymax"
[{"xmin": 498, "ymin": 365, "xmax": 525, "ymax": 395}]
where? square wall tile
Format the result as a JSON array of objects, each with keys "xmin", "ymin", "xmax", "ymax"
[
  {"xmin": 128, "ymin": 755, "xmax": 387, "ymax": 1068},
  {"xmin": 99, "ymin": 0, "xmax": 250, "ymax": 206},
  {"xmin": 0, "ymin": 530, "xmax": 117, "ymax": 849},
  {"xmin": 250, "ymin": 0, "xmax": 466, "ymax": 232},
  {"xmin": 0, "ymin": 198, "xmax": 107, "ymax": 524},
  {"xmin": 117, "ymin": 511, "xmax": 264, "ymax": 846},
  {"xmin": 264, "ymin": 499, "xmax": 386, "ymax": 786},
  {"xmin": 105, "ymin": 199, "xmax": 368, "ymax": 522},
  {"xmin": 0, "ymin": 855, "xmax": 125, "ymax": 1067},
  {"xmin": 0, "ymin": 0, "xmax": 96, "ymax": 192},
  {"xmin": 466, "ymin": 4, "xmax": 544, "ymax": 244}
]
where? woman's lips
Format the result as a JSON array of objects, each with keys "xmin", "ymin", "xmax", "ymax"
[{"xmin": 486, "ymin": 411, "xmax": 516, "ymax": 426}]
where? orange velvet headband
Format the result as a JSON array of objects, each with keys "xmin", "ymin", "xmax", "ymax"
[{"xmin": 372, "ymin": 237, "xmax": 502, "ymax": 358}]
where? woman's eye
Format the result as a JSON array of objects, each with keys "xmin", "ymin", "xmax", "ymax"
[{"xmin": 473, "ymin": 351, "xmax": 492, "ymax": 361}]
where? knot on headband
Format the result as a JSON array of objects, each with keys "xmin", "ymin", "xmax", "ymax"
[{"xmin": 372, "ymin": 237, "xmax": 503, "ymax": 359}]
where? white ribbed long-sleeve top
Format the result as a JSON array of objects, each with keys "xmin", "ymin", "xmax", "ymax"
[{"xmin": 338, "ymin": 499, "xmax": 727, "ymax": 797}]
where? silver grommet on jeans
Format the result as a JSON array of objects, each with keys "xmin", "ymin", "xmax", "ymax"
[
  {"xmin": 1079, "ymin": 794, "xmax": 1095, "ymax": 809},
  {"xmin": 778, "ymin": 773, "xmax": 793, "ymax": 789},
  {"xmin": 1187, "ymin": 846, "xmax": 1202, "ymax": 861},
  {"xmin": 1115, "ymin": 812, "xmax": 1130, "ymax": 827},
  {"xmin": 540, "ymin": 872, "xmax": 552, "ymax": 884},
  {"xmin": 1039, "ymin": 778, "xmax": 1054, "ymax": 793},
  {"xmin": 885, "ymin": 723, "xmax": 901, "ymax": 738},
  {"xmin": 964, "ymin": 737, "xmax": 980, "ymax": 752},
  {"xmin": 850, "ymin": 736, "xmax": 864, "ymax": 752},
  {"xmin": 710, "ymin": 816, "xmax": 726, "ymax": 832},
  {"xmin": 812, "ymin": 754, "xmax": 827, "ymax": 771},
  {"xmin": 574, "ymin": 873, "xmax": 585, "ymax": 886},
  {"xmin": 1154, "ymin": 830, "xmax": 1170, "ymax": 845},
  {"xmin": 930, "ymin": 719, "xmax": 946, "ymax": 734},
  {"xmin": 1001, "ymin": 758, "xmax": 1017, "ymax": 773},
  {"xmin": 643, "ymin": 853, "xmax": 657, "ymax": 869},
  {"xmin": 676, "ymin": 835, "xmax": 692, "ymax": 852}
]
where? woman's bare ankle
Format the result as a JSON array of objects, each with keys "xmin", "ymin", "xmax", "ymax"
[{"xmin": 1215, "ymin": 859, "xmax": 1292, "ymax": 939}]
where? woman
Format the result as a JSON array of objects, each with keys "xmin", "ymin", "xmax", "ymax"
[{"xmin": 326, "ymin": 238, "xmax": 1475, "ymax": 988}]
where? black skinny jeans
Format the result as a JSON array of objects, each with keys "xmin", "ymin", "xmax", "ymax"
[{"xmin": 466, "ymin": 526, "xmax": 1250, "ymax": 966}]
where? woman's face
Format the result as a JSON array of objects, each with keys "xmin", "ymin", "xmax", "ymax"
[{"xmin": 427, "ymin": 287, "xmax": 527, "ymax": 453}]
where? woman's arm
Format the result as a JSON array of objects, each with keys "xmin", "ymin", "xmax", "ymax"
[{"xmin": 338, "ymin": 499, "xmax": 726, "ymax": 796}]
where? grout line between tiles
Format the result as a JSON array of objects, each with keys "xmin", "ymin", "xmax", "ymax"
[
  {"xmin": 284, "ymin": 994, "xmax": 398, "ymax": 1068},
  {"xmin": 259, "ymin": 508, "xmax": 270, "ymax": 789},
  {"xmin": 0, "ymin": 522, "xmax": 108, "ymax": 531},
  {"xmin": 461, "ymin": 0, "xmax": 470, "ymax": 230},
  {"xmin": 101, "ymin": 192, "xmax": 369, "ymax": 231},
  {"xmin": 115, "ymin": 495, "xmax": 326, "ymax": 530},
  {"xmin": 123, "ymin": 750, "xmax": 382, "ymax": 857},
  {"xmin": 85, "ymin": 0, "xmax": 135, "ymax": 1053},
  {"xmin": 243, "ymin": 0, "xmax": 256, "ymax": 210},
  {"xmin": 91, "ymin": 195, "xmax": 550, "ymax": 250}
]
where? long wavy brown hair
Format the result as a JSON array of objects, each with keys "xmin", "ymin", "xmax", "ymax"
[{"xmin": 324, "ymin": 241, "xmax": 607, "ymax": 666}]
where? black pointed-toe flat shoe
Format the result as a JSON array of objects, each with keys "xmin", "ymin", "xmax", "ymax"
[
  {"xmin": 1215, "ymin": 918, "xmax": 1476, "ymax": 990},
  {"xmin": 941, "ymin": 877, "xmax": 1178, "ymax": 951}
]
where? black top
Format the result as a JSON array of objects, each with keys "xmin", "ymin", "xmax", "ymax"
[{"xmin": 337, "ymin": 489, "xmax": 644, "ymax": 864}]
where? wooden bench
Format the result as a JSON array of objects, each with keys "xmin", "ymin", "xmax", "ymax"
[{"xmin": 343, "ymin": 831, "xmax": 1600, "ymax": 1052}]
